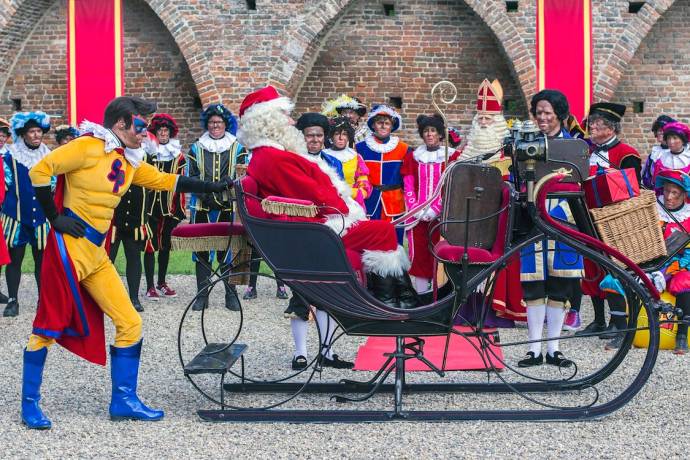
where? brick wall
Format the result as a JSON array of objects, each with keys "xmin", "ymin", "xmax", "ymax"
[
  {"xmin": 294, "ymin": 0, "xmax": 528, "ymax": 146},
  {"xmin": 0, "ymin": 0, "xmax": 202, "ymax": 149},
  {"xmin": 614, "ymin": 0, "xmax": 689, "ymax": 157}
]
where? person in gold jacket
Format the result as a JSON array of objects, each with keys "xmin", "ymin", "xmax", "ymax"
[{"xmin": 21, "ymin": 96, "xmax": 232, "ymax": 430}]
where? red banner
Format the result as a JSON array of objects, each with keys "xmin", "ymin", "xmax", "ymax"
[
  {"xmin": 536, "ymin": 0, "xmax": 592, "ymax": 121},
  {"xmin": 67, "ymin": 0, "xmax": 124, "ymax": 125}
]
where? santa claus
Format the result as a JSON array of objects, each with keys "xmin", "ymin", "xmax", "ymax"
[
  {"xmin": 237, "ymin": 86, "xmax": 419, "ymax": 367},
  {"xmin": 459, "ymin": 79, "xmax": 510, "ymax": 173}
]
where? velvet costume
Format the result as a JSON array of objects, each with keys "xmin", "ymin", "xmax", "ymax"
[
  {"xmin": 1, "ymin": 139, "xmax": 51, "ymax": 249},
  {"xmin": 27, "ymin": 134, "xmax": 178, "ymax": 363},
  {"xmin": 356, "ymin": 135, "xmax": 411, "ymax": 222},
  {"xmin": 520, "ymin": 129, "xmax": 584, "ymax": 307},
  {"xmin": 186, "ymin": 132, "xmax": 245, "ymax": 263},
  {"xmin": 401, "ymin": 145, "xmax": 454, "ymax": 279},
  {"xmin": 323, "ymin": 146, "xmax": 371, "ymax": 209}
]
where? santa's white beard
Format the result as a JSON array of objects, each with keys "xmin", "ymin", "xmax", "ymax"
[
  {"xmin": 238, "ymin": 110, "xmax": 308, "ymax": 155},
  {"xmin": 461, "ymin": 114, "xmax": 508, "ymax": 161}
]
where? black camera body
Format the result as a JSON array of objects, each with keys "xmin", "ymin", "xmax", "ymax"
[{"xmin": 515, "ymin": 135, "xmax": 548, "ymax": 162}]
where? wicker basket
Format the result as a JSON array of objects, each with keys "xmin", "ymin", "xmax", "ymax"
[{"xmin": 588, "ymin": 190, "xmax": 666, "ymax": 266}]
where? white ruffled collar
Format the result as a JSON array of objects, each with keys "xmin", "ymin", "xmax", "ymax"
[
  {"xmin": 324, "ymin": 147, "xmax": 356, "ymax": 163},
  {"xmin": 197, "ymin": 131, "xmax": 236, "ymax": 153},
  {"xmin": 413, "ymin": 145, "xmax": 454, "ymax": 164},
  {"xmin": 8, "ymin": 138, "xmax": 50, "ymax": 169},
  {"xmin": 649, "ymin": 144, "xmax": 668, "ymax": 163},
  {"xmin": 364, "ymin": 134, "xmax": 399, "ymax": 154},
  {"xmin": 0, "ymin": 145, "xmax": 9, "ymax": 156},
  {"xmin": 657, "ymin": 146, "xmax": 690, "ymax": 169},
  {"xmin": 658, "ymin": 201, "xmax": 690, "ymax": 223},
  {"xmin": 79, "ymin": 120, "xmax": 143, "ymax": 167},
  {"xmin": 145, "ymin": 138, "xmax": 181, "ymax": 161}
]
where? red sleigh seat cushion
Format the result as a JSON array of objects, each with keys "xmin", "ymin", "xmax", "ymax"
[
  {"xmin": 434, "ymin": 241, "xmax": 498, "ymax": 263},
  {"xmin": 171, "ymin": 222, "xmax": 245, "ymax": 239}
]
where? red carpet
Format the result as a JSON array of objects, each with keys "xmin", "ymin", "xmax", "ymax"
[{"xmin": 353, "ymin": 328, "xmax": 505, "ymax": 372}]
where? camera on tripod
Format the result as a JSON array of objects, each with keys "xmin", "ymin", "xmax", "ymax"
[{"xmin": 504, "ymin": 120, "xmax": 549, "ymax": 162}]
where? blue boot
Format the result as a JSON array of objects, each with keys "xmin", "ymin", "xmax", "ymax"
[
  {"xmin": 21, "ymin": 348, "xmax": 52, "ymax": 430},
  {"xmin": 109, "ymin": 340, "xmax": 164, "ymax": 421}
]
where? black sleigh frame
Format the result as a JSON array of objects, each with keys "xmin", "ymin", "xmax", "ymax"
[{"xmin": 185, "ymin": 150, "xmax": 673, "ymax": 423}]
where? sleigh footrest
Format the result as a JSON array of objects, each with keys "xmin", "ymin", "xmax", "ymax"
[{"xmin": 184, "ymin": 343, "xmax": 248, "ymax": 375}]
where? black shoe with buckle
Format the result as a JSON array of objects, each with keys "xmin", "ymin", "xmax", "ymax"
[
  {"xmin": 131, "ymin": 298, "xmax": 144, "ymax": 313},
  {"xmin": 291, "ymin": 355, "xmax": 308, "ymax": 370},
  {"xmin": 545, "ymin": 351, "xmax": 574, "ymax": 367},
  {"xmin": 3, "ymin": 299, "xmax": 18, "ymax": 317},
  {"xmin": 191, "ymin": 296, "xmax": 208, "ymax": 311},
  {"xmin": 318, "ymin": 354, "xmax": 354, "ymax": 369},
  {"xmin": 225, "ymin": 288, "xmax": 241, "ymax": 311},
  {"xmin": 598, "ymin": 323, "xmax": 620, "ymax": 340},
  {"xmin": 518, "ymin": 352, "xmax": 543, "ymax": 367},
  {"xmin": 605, "ymin": 333, "xmax": 628, "ymax": 350},
  {"xmin": 575, "ymin": 321, "xmax": 608, "ymax": 336}
]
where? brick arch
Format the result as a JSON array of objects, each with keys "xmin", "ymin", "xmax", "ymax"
[
  {"xmin": 0, "ymin": 0, "xmax": 54, "ymax": 96},
  {"xmin": 143, "ymin": 0, "xmax": 220, "ymax": 104},
  {"xmin": 269, "ymin": 0, "xmax": 535, "ymax": 101},
  {"xmin": 594, "ymin": 0, "xmax": 677, "ymax": 101}
]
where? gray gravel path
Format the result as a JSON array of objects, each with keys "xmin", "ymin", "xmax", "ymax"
[{"xmin": 0, "ymin": 274, "xmax": 687, "ymax": 459}]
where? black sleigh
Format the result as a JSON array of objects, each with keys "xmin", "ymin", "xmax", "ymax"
[{"xmin": 178, "ymin": 139, "xmax": 682, "ymax": 423}]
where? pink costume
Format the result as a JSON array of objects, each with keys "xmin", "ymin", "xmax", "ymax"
[
  {"xmin": 323, "ymin": 147, "xmax": 372, "ymax": 210},
  {"xmin": 401, "ymin": 145, "xmax": 456, "ymax": 279},
  {"xmin": 653, "ymin": 148, "xmax": 690, "ymax": 184}
]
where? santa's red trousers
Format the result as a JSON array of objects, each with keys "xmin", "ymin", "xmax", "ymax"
[{"xmin": 341, "ymin": 220, "xmax": 399, "ymax": 254}]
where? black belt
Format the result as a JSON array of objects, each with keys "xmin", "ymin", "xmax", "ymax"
[{"xmin": 373, "ymin": 184, "xmax": 402, "ymax": 192}]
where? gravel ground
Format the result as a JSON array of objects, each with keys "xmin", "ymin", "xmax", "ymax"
[{"xmin": 0, "ymin": 274, "xmax": 688, "ymax": 459}]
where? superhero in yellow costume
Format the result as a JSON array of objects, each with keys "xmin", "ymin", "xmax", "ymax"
[{"xmin": 20, "ymin": 97, "xmax": 232, "ymax": 430}]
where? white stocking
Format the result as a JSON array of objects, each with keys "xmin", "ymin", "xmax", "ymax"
[
  {"xmin": 527, "ymin": 304, "xmax": 546, "ymax": 355},
  {"xmin": 546, "ymin": 306, "xmax": 566, "ymax": 355},
  {"xmin": 413, "ymin": 276, "xmax": 431, "ymax": 293},
  {"xmin": 290, "ymin": 318, "xmax": 308, "ymax": 358},
  {"xmin": 315, "ymin": 309, "xmax": 335, "ymax": 359}
]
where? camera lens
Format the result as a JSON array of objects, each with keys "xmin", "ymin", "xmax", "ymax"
[{"xmin": 527, "ymin": 145, "xmax": 537, "ymax": 157}]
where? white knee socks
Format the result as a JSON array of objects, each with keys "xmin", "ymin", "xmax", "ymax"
[
  {"xmin": 546, "ymin": 306, "xmax": 566, "ymax": 356},
  {"xmin": 315, "ymin": 309, "xmax": 335, "ymax": 359},
  {"xmin": 290, "ymin": 318, "xmax": 308, "ymax": 358},
  {"xmin": 527, "ymin": 304, "xmax": 546, "ymax": 355},
  {"xmin": 412, "ymin": 276, "xmax": 431, "ymax": 294}
]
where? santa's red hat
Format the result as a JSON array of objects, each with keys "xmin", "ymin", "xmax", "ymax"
[
  {"xmin": 239, "ymin": 85, "xmax": 293, "ymax": 119},
  {"xmin": 476, "ymin": 79, "xmax": 503, "ymax": 115}
]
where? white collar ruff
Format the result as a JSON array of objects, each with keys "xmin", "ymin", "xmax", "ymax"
[
  {"xmin": 364, "ymin": 134, "xmax": 399, "ymax": 154},
  {"xmin": 657, "ymin": 146, "xmax": 690, "ymax": 169},
  {"xmin": 79, "ymin": 120, "xmax": 144, "ymax": 167},
  {"xmin": 152, "ymin": 138, "xmax": 181, "ymax": 161},
  {"xmin": 657, "ymin": 201, "xmax": 690, "ymax": 223},
  {"xmin": 8, "ymin": 138, "xmax": 50, "ymax": 169},
  {"xmin": 324, "ymin": 147, "xmax": 357, "ymax": 163},
  {"xmin": 197, "ymin": 131, "xmax": 236, "ymax": 153},
  {"xmin": 413, "ymin": 145, "xmax": 454, "ymax": 164}
]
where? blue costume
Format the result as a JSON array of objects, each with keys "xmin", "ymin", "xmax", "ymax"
[{"xmin": 520, "ymin": 128, "xmax": 584, "ymax": 303}]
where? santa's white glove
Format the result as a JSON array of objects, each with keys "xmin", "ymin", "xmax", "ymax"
[
  {"xmin": 413, "ymin": 210, "xmax": 425, "ymax": 220},
  {"xmin": 647, "ymin": 271, "xmax": 666, "ymax": 293},
  {"xmin": 421, "ymin": 208, "xmax": 438, "ymax": 222}
]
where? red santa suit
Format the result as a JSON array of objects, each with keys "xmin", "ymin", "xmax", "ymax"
[{"xmin": 246, "ymin": 144, "xmax": 408, "ymax": 275}]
